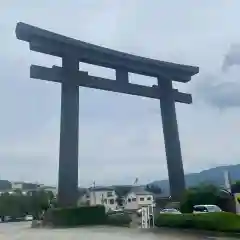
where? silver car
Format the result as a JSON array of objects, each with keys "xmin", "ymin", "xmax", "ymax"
[
  {"xmin": 160, "ymin": 208, "xmax": 181, "ymax": 214},
  {"xmin": 193, "ymin": 204, "xmax": 222, "ymax": 214}
]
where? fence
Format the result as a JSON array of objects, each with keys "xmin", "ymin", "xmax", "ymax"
[{"xmin": 141, "ymin": 204, "xmax": 154, "ymax": 228}]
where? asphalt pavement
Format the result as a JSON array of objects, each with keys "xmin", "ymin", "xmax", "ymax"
[{"xmin": 0, "ymin": 222, "xmax": 237, "ymax": 240}]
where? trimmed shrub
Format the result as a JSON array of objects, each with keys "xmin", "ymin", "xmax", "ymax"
[
  {"xmin": 106, "ymin": 213, "xmax": 132, "ymax": 227},
  {"xmin": 155, "ymin": 212, "xmax": 240, "ymax": 233},
  {"xmin": 46, "ymin": 205, "xmax": 106, "ymax": 227}
]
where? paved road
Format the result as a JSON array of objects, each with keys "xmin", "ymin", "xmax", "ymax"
[{"xmin": 0, "ymin": 222, "xmax": 237, "ymax": 239}]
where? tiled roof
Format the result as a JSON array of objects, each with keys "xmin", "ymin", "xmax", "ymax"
[
  {"xmin": 88, "ymin": 186, "xmax": 115, "ymax": 192},
  {"xmin": 129, "ymin": 186, "xmax": 152, "ymax": 195}
]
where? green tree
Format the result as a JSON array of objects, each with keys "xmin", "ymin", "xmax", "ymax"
[
  {"xmin": 114, "ymin": 186, "xmax": 132, "ymax": 206},
  {"xmin": 180, "ymin": 184, "xmax": 219, "ymax": 213},
  {"xmin": 231, "ymin": 181, "xmax": 240, "ymax": 193},
  {"xmin": 0, "ymin": 192, "xmax": 27, "ymax": 219},
  {"xmin": 145, "ymin": 184, "xmax": 162, "ymax": 194},
  {"xmin": 0, "ymin": 189, "xmax": 54, "ymax": 220},
  {"xmin": 28, "ymin": 190, "xmax": 51, "ymax": 219}
]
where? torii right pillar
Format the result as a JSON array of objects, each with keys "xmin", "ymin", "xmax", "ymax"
[{"xmin": 158, "ymin": 77, "xmax": 185, "ymax": 202}]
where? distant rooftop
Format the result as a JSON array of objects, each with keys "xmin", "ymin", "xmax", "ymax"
[
  {"xmin": 129, "ymin": 186, "xmax": 152, "ymax": 195},
  {"xmin": 88, "ymin": 186, "xmax": 115, "ymax": 192}
]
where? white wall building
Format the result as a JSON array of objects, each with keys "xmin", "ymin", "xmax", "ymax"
[
  {"xmin": 79, "ymin": 187, "xmax": 118, "ymax": 211},
  {"xmin": 11, "ymin": 182, "xmax": 23, "ymax": 190},
  {"xmin": 11, "ymin": 181, "xmax": 41, "ymax": 191},
  {"xmin": 124, "ymin": 186, "xmax": 154, "ymax": 210}
]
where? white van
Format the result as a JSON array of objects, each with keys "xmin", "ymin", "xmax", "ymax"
[{"xmin": 193, "ymin": 204, "xmax": 222, "ymax": 214}]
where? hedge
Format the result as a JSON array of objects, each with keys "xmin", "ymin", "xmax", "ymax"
[
  {"xmin": 42, "ymin": 205, "xmax": 132, "ymax": 228},
  {"xmin": 155, "ymin": 212, "xmax": 240, "ymax": 233},
  {"xmin": 45, "ymin": 205, "xmax": 106, "ymax": 227},
  {"xmin": 106, "ymin": 213, "xmax": 132, "ymax": 227}
]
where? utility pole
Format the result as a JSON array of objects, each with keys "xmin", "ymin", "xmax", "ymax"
[{"xmin": 93, "ymin": 181, "xmax": 96, "ymax": 205}]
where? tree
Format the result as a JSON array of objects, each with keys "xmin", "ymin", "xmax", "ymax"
[
  {"xmin": 0, "ymin": 192, "xmax": 28, "ymax": 219},
  {"xmin": 180, "ymin": 184, "xmax": 220, "ymax": 213},
  {"xmin": 231, "ymin": 181, "xmax": 240, "ymax": 193},
  {"xmin": 0, "ymin": 189, "xmax": 54, "ymax": 220},
  {"xmin": 115, "ymin": 186, "xmax": 131, "ymax": 197},
  {"xmin": 114, "ymin": 186, "xmax": 132, "ymax": 206},
  {"xmin": 180, "ymin": 183, "xmax": 236, "ymax": 213},
  {"xmin": 28, "ymin": 190, "xmax": 51, "ymax": 219},
  {"xmin": 145, "ymin": 184, "xmax": 162, "ymax": 194}
]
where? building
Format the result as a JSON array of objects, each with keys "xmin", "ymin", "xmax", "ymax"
[
  {"xmin": 78, "ymin": 186, "xmax": 118, "ymax": 211},
  {"xmin": 9, "ymin": 182, "xmax": 58, "ymax": 197},
  {"xmin": 11, "ymin": 182, "xmax": 40, "ymax": 191},
  {"xmin": 124, "ymin": 186, "xmax": 154, "ymax": 210},
  {"xmin": 0, "ymin": 180, "xmax": 12, "ymax": 191}
]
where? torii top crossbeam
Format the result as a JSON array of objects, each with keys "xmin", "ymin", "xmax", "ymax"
[{"xmin": 16, "ymin": 22, "xmax": 198, "ymax": 83}]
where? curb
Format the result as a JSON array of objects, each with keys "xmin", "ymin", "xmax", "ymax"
[{"xmin": 150, "ymin": 227, "xmax": 240, "ymax": 238}]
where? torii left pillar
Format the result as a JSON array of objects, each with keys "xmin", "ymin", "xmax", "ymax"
[{"xmin": 57, "ymin": 57, "xmax": 79, "ymax": 207}]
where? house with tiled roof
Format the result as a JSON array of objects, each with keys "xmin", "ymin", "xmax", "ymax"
[
  {"xmin": 124, "ymin": 185, "xmax": 154, "ymax": 210},
  {"xmin": 78, "ymin": 186, "xmax": 118, "ymax": 211}
]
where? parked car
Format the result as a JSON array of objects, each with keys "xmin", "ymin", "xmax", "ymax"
[
  {"xmin": 107, "ymin": 208, "xmax": 124, "ymax": 216},
  {"xmin": 193, "ymin": 204, "xmax": 222, "ymax": 214},
  {"xmin": 135, "ymin": 208, "xmax": 142, "ymax": 217},
  {"xmin": 25, "ymin": 215, "xmax": 33, "ymax": 221},
  {"xmin": 160, "ymin": 208, "xmax": 181, "ymax": 214},
  {"xmin": 4, "ymin": 216, "xmax": 11, "ymax": 222}
]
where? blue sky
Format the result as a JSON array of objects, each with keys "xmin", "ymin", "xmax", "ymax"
[{"xmin": 1, "ymin": 0, "xmax": 240, "ymax": 187}]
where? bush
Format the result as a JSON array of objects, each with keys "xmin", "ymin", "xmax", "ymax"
[
  {"xmin": 180, "ymin": 184, "xmax": 236, "ymax": 213},
  {"xmin": 46, "ymin": 205, "xmax": 106, "ymax": 227},
  {"xmin": 155, "ymin": 212, "xmax": 240, "ymax": 233},
  {"xmin": 106, "ymin": 213, "xmax": 132, "ymax": 227}
]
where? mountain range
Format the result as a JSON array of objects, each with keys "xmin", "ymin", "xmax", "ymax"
[
  {"xmin": 1, "ymin": 164, "xmax": 239, "ymax": 196},
  {"xmin": 151, "ymin": 164, "xmax": 240, "ymax": 196}
]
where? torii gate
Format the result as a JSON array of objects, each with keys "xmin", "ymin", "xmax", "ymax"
[{"xmin": 15, "ymin": 22, "xmax": 199, "ymax": 207}]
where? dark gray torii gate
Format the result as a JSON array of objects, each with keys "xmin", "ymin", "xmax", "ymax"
[{"xmin": 15, "ymin": 22, "xmax": 199, "ymax": 207}]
